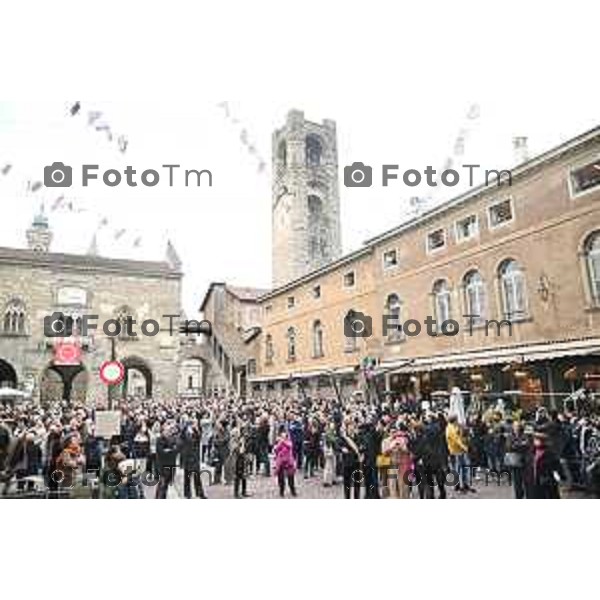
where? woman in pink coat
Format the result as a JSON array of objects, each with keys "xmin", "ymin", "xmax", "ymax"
[{"xmin": 273, "ymin": 428, "xmax": 297, "ymax": 498}]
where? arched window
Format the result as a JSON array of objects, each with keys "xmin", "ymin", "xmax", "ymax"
[
  {"xmin": 278, "ymin": 139, "xmax": 287, "ymax": 166},
  {"xmin": 2, "ymin": 299, "xmax": 27, "ymax": 335},
  {"xmin": 308, "ymin": 194, "xmax": 323, "ymax": 216},
  {"xmin": 308, "ymin": 195, "xmax": 330, "ymax": 261},
  {"xmin": 463, "ymin": 270, "xmax": 486, "ymax": 322},
  {"xmin": 265, "ymin": 334, "xmax": 274, "ymax": 364},
  {"xmin": 433, "ymin": 280, "xmax": 452, "ymax": 324},
  {"xmin": 306, "ymin": 134, "xmax": 323, "ymax": 167},
  {"xmin": 499, "ymin": 259, "xmax": 527, "ymax": 319},
  {"xmin": 287, "ymin": 327, "xmax": 297, "ymax": 361},
  {"xmin": 585, "ymin": 232, "xmax": 600, "ymax": 304},
  {"xmin": 385, "ymin": 293, "xmax": 403, "ymax": 341},
  {"xmin": 313, "ymin": 320, "xmax": 324, "ymax": 358}
]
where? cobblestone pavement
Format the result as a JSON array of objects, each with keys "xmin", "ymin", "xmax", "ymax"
[{"xmin": 151, "ymin": 467, "xmax": 519, "ymax": 500}]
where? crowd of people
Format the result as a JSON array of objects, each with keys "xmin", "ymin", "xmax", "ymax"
[{"xmin": 1, "ymin": 387, "xmax": 599, "ymax": 499}]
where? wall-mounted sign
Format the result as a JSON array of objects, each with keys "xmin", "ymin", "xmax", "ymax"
[
  {"xmin": 53, "ymin": 342, "xmax": 82, "ymax": 366},
  {"xmin": 99, "ymin": 360, "xmax": 125, "ymax": 386},
  {"xmin": 57, "ymin": 286, "xmax": 87, "ymax": 307}
]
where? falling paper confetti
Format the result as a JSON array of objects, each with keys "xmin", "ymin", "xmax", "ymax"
[
  {"xmin": 51, "ymin": 196, "xmax": 64, "ymax": 211},
  {"xmin": 454, "ymin": 136, "xmax": 466, "ymax": 156},
  {"xmin": 68, "ymin": 102, "xmax": 129, "ymax": 153},
  {"xmin": 217, "ymin": 102, "xmax": 267, "ymax": 175},
  {"xmin": 117, "ymin": 135, "xmax": 128, "ymax": 153},
  {"xmin": 217, "ymin": 101, "xmax": 230, "ymax": 118},
  {"xmin": 88, "ymin": 111, "xmax": 102, "ymax": 126}
]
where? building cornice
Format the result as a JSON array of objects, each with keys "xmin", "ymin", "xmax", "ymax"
[
  {"xmin": 258, "ymin": 246, "xmax": 373, "ymax": 302},
  {"xmin": 0, "ymin": 247, "xmax": 182, "ymax": 279},
  {"xmin": 364, "ymin": 124, "xmax": 600, "ymax": 248}
]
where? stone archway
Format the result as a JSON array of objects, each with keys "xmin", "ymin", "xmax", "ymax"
[
  {"xmin": 121, "ymin": 356, "xmax": 153, "ymax": 398},
  {"xmin": 40, "ymin": 364, "xmax": 88, "ymax": 404},
  {"xmin": 0, "ymin": 358, "xmax": 18, "ymax": 388}
]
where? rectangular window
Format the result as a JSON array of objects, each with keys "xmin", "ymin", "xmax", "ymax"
[
  {"xmin": 247, "ymin": 359, "xmax": 257, "ymax": 376},
  {"xmin": 287, "ymin": 296, "xmax": 295, "ymax": 309},
  {"xmin": 488, "ymin": 199, "xmax": 514, "ymax": 228},
  {"xmin": 570, "ymin": 158, "xmax": 600, "ymax": 197},
  {"xmin": 455, "ymin": 215, "xmax": 479, "ymax": 242},
  {"xmin": 383, "ymin": 249, "xmax": 398, "ymax": 269},
  {"xmin": 343, "ymin": 271, "xmax": 356, "ymax": 288},
  {"xmin": 427, "ymin": 228, "xmax": 446, "ymax": 253},
  {"xmin": 312, "ymin": 285, "xmax": 321, "ymax": 299}
]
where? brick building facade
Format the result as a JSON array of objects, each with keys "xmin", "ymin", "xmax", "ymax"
[{"xmin": 250, "ymin": 122, "xmax": 600, "ymax": 407}]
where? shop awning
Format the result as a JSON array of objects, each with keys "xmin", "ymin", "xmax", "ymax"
[
  {"xmin": 380, "ymin": 337, "xmax": 600, "ymax": 374},
  {"xmin": 249, "ymin": 365, "xmax": 357, "ymax": 384}
]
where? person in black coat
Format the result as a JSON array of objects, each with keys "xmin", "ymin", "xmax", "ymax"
[
  {"xmin": 531, "ymin": 432, "xmax": 562, "ymax": 499},
  {"xmin": 155, "ymin": 424, "xmax": 179, "ymax": 499},
  {"xmin": 7, "ymin": 431, "xmax": 42, "ymax": 493},
  {"xmin": 411, "ymin": 417, "xmax": 448, "ymax": 499},
  {"xmin": 505, "ymin": 422, "xmax": 534, "ymax": 499},
  {"xmin": 338, "ymin": 423, "xmax": 362, "ymax": 499},
  {"xmin": 358, "ymin": 420, "xmax": 382, "ymax": 499},
  {"xmin": 84, "ymin": 431, "xmax": 103, "ymax": 474},
  {"xmin": 179, "ymin": 419, "xmax": 206, "ymax": 499},
  {"xmin": 303, "ymin": 419, "xmax": 321, "ymax": 479},
  {"xmin": 230, "ymin": 428, "xmax": 250, "ymax": 498},
  {"xmin": 256, "ymin": 415, "xmax": 271, "ymax": 476},
  {"xmin": 45, "ymin": 427, "xmax": 64, "ymax": 498},
  {"xmin": 211, "ymin": 421, "xmax": 230, "ymax": 485},
  {"xmin": 0, "ymin": 421, "xmax": 11, "ymax": 474}
]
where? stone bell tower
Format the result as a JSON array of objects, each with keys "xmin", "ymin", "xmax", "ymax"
[
  {"xmin": 26, "ymin": 205, "xmax": 53, "ymax": 253},
  {"xmin": 272, "ymin": 109, "xmax": 342, "ymax": 288}
]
